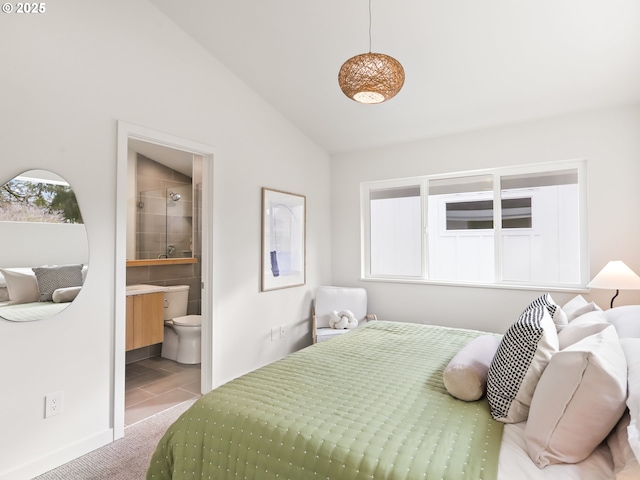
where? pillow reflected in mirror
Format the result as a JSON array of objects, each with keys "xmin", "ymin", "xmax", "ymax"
[
  {"xmin": 32, "ymin": 264, "xmax": 83, "ymax": 302},
  {"xmin": 52, "ymin": 286, "xmax": 82, "ymax": 303},
  {"xmin": 0, "ymin": 265, "xmax": 85, "ymax": 322},
  {"xmin": 0, "ymin": 268, "xmax": 39, "ymax": 304}
]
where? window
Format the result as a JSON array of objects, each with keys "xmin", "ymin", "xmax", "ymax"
[
  {"xmin": 369, "ymin": 184, "xmax": 422, "ymax": 277},
  {"xmin": 445, "ymin": 198, "xmax": 532, "ymax": 230},
  {"xmin": 361, "ymin": 160, "xmax": 587, "ymax": 289},
  {"xmin": 0, "ymin": 171, "xmax": 83, "ymax": 224}
]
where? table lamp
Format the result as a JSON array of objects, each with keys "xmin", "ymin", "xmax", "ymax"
[{"xmin": 588, "ymin": 260, "xmax": 640, "ymax": 308}]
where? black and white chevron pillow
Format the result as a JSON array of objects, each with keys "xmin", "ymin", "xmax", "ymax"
[
  {"xmin": 32, "ymin": 264, "xmax": 83, "ymax": 302},
  {"xmin": 487, "ymin": 302, "xmax": 559, "ymax": 423}
]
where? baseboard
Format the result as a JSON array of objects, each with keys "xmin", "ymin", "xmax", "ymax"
[{"xmin": 0, "ymin": 428, "xmax": 114, "ymax": 480}]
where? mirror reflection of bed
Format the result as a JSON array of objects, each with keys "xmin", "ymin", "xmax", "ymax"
[{"xmin": 0, "ymin": 170, "xmax": 88, "ymax": 322}]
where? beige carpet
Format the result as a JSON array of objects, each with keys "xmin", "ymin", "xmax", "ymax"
[{"xmin": 34, "ymin": 398, "xmax": 198, "ymax": 480}]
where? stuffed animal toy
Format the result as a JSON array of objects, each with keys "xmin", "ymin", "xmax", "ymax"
[
  {"xmin": 329, "ymin": 310, "xmax": 348, "ymax": 329},
  {"xmin": 329, "ymin": 310, "xmax": 358, "ymax": 329}
]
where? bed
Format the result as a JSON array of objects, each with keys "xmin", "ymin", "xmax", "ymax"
[{"xmin": 147, "ymin": 296, "xmax": 640, "ymax": 480}]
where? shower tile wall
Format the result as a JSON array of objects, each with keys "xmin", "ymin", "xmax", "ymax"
[
  {"xmin": 137, "ymin": 154, "xmax": 191, "ymax": 193},
  {"xmin": 136, "ymin": 155, "xmax": 193, "ymax": 260}
]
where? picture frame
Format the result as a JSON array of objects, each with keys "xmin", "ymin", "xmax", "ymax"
[{"xmin": 261, "ymin": 188, "xmax": 306, "ymax": 291}]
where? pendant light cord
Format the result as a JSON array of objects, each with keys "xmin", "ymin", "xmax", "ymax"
[{"xmin": 368, "ymin": 0, "xmax": 372, "ymax": 53}]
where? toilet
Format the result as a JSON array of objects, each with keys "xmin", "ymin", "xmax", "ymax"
[{"xmin": 161, "ymin": 285, "xmax": 202, "ymax": 364}]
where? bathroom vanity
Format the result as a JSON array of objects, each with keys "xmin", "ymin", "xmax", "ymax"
[{"xmin": 125, "ymin": 285, "xmax": 168, "ymax": 351}]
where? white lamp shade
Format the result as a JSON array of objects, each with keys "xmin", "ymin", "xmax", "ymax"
[{"xmin": 588, "ymin": 261, "xmax": 640, "ymax": 290}]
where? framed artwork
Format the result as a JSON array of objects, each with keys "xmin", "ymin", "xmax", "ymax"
[{"xmin": 261, "ymin": 188, "xmax": 306, "ymax": 291}]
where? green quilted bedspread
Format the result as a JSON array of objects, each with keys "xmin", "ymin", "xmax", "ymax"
[{"xmin": 147, "ymin": 321, "xmax": 504, "ymax": 480}]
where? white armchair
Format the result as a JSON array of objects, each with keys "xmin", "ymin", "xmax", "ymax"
[{"xmin": 312, "ymin": 286, "xmax": 377, "ymax": 343}]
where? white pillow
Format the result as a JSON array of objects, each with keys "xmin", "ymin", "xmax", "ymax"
[
  {"xmin": 487, "ymin": 302, "xmax": 559, "ymax": 423},
  {"xmin": 52, "ymin": 286, "xmax": 82, "ymax": 303},
  {"xmin": 607, "ymin": 306, "xmax": 640, "ymax": 339},
  {"xmin": 562, "ymin": 295, "xmax": 601, "ymax": 322},
  {"xmin": 443, "ymin": 334, "xmax": 501, "ymax": 402},
  {"xmin": 620, "ymin": 338, "xmax": 640, "ymax": 463},
  {"xmin": 608, "ymin": 411, "xmax": 640, "ymax": 479},
  {"xmin": 525, "ymin": 325, "xmax": 627, "ymax": 467},
  {"xmin": 0, "ymin": 268, "xmax": 39, "ymax": 304},
  {"xmin": 557, "ymin": 310, "xmax": 610, "ymax": 350}
]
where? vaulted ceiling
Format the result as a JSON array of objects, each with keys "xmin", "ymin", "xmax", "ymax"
[{"xmin": 151, "ymin": 0, "xmax": 640, "ymax": 154}]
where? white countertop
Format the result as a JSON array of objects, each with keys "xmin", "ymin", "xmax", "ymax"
[{"xmin": 126, "ymin": 284, "xmax": 169, "ymax": 296}]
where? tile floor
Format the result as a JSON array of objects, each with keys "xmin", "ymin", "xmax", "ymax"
[{"xmin": 125, "ymin": 356, "xmax": 201, "ymax": 426}]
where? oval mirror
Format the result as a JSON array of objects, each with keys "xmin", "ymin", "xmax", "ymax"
[{"xmin": 0, "ymin": 170, "xmax": 88, "ymax": 321}]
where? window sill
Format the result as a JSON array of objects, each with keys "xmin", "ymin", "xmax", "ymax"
[{"xmin": 360, "ymin": 276, "xmax": 589, "ymax": 293}]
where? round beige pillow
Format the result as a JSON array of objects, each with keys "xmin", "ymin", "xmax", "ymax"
[{"xmin": 443, "ymin": 334, "xmax": 501, "ymax": 402}]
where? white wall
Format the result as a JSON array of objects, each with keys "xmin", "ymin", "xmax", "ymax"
[
  {"xmin": 331, "ymin": 104, "xmax": 640, "ymax": 334},
  {"xmin": 0, "ymin": 1, "xmax": 331, "ymax": 478},
  {"xmin": 0, "ymin": 223, "xmax": 88, "ymax": 268}
]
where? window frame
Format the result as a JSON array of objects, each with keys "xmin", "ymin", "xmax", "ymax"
[
  {"xmin": 360, "ymin": 159, "xmax": 589, "ymax": 291},
  {"xmin": 362, "ymin": 177, "xmax": 426, "ymax": 280}
]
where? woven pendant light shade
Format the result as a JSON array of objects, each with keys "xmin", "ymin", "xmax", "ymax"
[{"xmin": 338, "ymin": 52, "xmax": 405, "ymax": 104}]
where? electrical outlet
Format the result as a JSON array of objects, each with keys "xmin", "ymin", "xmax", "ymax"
[
  {"xmin": 279, "ymin": 325, "xmax": 286, "ymax": 338},
  {"xmin": 45, "ymin": 391, "xmax": 64, "ymax": 418},
  {"xmin": 271, "ymin": 327, "xmax": 279, "ymax": 341}
]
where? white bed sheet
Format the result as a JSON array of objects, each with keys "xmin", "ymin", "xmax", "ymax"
[
  {"xmin": 498, "ymin": 421, "xmax": 614, "ymax": 480},
  {"xmin": 0, "ymin": 301, "xmax": 70, "ymax": 321}
]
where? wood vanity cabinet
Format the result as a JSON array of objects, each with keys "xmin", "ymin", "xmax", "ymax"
[{"xmin": 126, "ymin": 292, "xmax": 164, "ymax": 351}]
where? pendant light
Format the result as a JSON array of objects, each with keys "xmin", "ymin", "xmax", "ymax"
[{"xmin": 338, "ymin": 0, "xmax": 405, "ymax": 104}]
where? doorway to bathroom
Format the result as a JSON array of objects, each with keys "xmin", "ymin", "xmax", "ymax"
[{"xmin": 115, "ymin": 122, "xmax": 215, "ymax": 438}]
